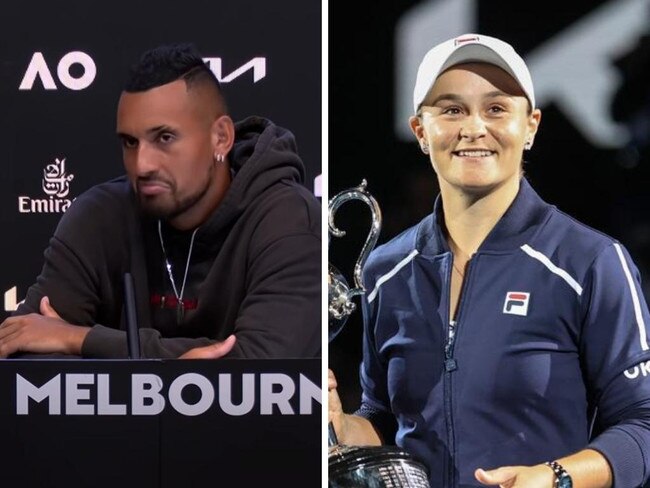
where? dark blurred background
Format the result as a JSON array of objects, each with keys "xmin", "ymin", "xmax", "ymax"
[{"xmin": 329, "ymin": 0, "xmax": 650, "ymax": 412}]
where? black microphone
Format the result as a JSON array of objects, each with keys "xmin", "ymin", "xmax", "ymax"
[{"xmin": 123, "ymin": 273, "xmax": 141, "ymax": 359}]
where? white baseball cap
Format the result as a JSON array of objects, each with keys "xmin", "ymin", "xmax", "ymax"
[{"xmin": 412, "ymin": 33, "xmax": 535, "ymax": 114}]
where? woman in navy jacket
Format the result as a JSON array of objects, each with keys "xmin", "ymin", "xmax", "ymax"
[{"xmin": 329, "ymin": 34, "xmax": 650, "ymax": 488}]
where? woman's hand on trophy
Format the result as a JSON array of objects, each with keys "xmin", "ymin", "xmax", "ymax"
[
  {"xmin": 328, "ymin": 369, "xmax": 383, "ymax": 446},
  {"xmin": 328, "ymin": 369, "xmax": 346, "ymax": 440}
]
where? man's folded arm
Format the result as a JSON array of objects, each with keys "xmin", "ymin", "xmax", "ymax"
[{"xmin": 226, "ymin": 232, "xmax": 321, "ymax": 359}]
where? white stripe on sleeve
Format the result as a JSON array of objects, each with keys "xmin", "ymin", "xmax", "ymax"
[
  {"xmin": 367, "ymin": 249, "xmax": 419, "ymax": 303},
  {"xmin": 520, "ymin": 244, "xmax": 583, "ymax": 296},
  {"xmin": 613, "ymin": 243, "xmax": 649, "ymax": 351}
]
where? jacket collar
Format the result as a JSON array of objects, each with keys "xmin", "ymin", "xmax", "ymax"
[{"xmin": 415, "ymin": 178, "xmax": 553, "ymax": 256}]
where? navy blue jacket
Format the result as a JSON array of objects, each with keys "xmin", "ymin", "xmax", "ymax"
[{"xmin": 358, "ymin": 179, "xmax": 650, "ymax": 487}]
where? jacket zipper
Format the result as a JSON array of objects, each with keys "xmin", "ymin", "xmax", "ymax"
[{"xmin": 444, "ymin": 254, "xmax": 472, "ymax": 488}]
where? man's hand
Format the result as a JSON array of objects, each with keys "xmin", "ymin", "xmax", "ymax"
[
  {"xmin": 179, "ymin": 335, "xmax": 236, "ymax": 359},
  {"xmin": 0, "ymin": 296, "xmax": 89, "ymax": 358},
  {"xmin": 475, "ymin": 465, "xmax": 554, "ymax": 488}
]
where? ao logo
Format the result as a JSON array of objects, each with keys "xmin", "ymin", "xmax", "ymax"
[
  {"xmin": 203, "ymin": 57, "xmax": 267, "ymax": 83},
  {"xmin": 394, "ymin": 0, "xmax": 648, "ymax": 148},
  {"xmin": 19, "ymin": 51, "xmax": 96, "ymax": 91},
  {"xmin": 19, "ymin": 53, "xmax": 267, "ymax": 90}
]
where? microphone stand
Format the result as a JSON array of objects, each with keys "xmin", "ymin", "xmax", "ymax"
[{"xmin": 123, "ymin": 273, "xmax": 141, "ymax": 359}]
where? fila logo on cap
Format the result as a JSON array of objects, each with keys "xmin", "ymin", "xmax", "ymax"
[
  {"xmin": 503, "ymin": 292, "xmax": 530, "ymax": 316},
  {"xmin": 454, "ymin": 35, "xmax": 479, "ymax": 46}
]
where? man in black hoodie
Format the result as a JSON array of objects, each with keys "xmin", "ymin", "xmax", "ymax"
[{"xmin": 0, "ymin": 44, "xmax": 321, "ymax": 359}]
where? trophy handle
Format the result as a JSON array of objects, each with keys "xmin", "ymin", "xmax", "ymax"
[{"xmin": 328, "ymin": 179, "xmax": 382, "ymax": 298}]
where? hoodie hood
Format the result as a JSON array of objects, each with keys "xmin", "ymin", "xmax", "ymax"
[{"xmin": 199, "ymin": 116, "xmax": 306, "ymax": 236}]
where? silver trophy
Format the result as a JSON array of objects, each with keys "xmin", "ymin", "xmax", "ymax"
[
  {"xmin": 328, "ymin": 181, "xmax": 431, "ymax": 488},
  {"xmin": 328, "ymin": 179, "xmax": 381, "ymax": 342}
]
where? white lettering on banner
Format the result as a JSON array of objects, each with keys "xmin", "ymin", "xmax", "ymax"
[
  {"xmin": 299, "ymin": 373, "xmax": 321, "ymax": 414},
  {"xmin": 394, "ymin": 0, "xmax": 648, "ymax": 148},
  {"xmin": 19, "ymin": 51, "xmax": 96, "ymax": 91},
  {"xmin": 18, "ymin": 157, "xmax": 75, "ymax": 214},
  {"xmin": 168, "ymin": 373, "xmax": 215, "ymax": 416},
  {"xmin": 624, "ymin": 360, "xmax": 650, "ymax": 380},
  {"xmin": 97, "ymin": 374, "xmax": 127, "ymax": 415},
  {"xmin": 203, "ymin": 57, "xmax": 267, "ymax": 83},
  {"xmin": 18, "ymin": 196, "xmax": 72, "ymax": 213},
  {"xmin": 132, "ymin": 374, "xmax": 166, "ymax": 415},
  {"xmin": 260, "ymin": 373, "xmax": 296, "ymax": 415},
  {"xmin": 66, "ymin": 374, "xmax": 94, "ymax": 415},
  {"xmin": 16, "ymin": 373, "xmax": 322, "ymax": 416},
  {"xmin": 16, "ymin": 374, "xmax": 61, "ymax": 415},
  {"xmin": 4, "ymin": 286, "xmax": 25, "ymax": 312},
  {"xmin": 218, "ymin": 373, "xmax": 255, "ymax": 415}
]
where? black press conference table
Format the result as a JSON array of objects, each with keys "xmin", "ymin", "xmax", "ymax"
[{"xmin": 0, "ymin": 358, "xmax": 321, "ymax": 488}]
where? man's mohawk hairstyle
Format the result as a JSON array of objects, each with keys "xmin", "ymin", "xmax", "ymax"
[{"xmin": 124, "ymin": 42, "xmax": 220, "ymax": 92}]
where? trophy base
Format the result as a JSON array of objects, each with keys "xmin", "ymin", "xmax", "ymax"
[{"xmin": 328, "ymin": 445, "xmax": 430, "ymax": 488}]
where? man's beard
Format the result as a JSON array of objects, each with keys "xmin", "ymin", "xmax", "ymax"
[{"xmin": 137, "ymin": 179, "xmax": 211, "ymax": 220}]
